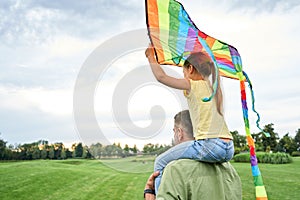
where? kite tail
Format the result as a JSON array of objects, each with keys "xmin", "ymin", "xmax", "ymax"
[
  {"xmin": 242, "ymin": 72, "xmax": 270, "ymax": 137},
  {"xmin": 240, "ymin": 79, "xmax": 268, "ymax": 200}
]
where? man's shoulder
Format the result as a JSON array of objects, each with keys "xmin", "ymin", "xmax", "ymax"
[
  {"xmin": 166, "ymin": 159, "xmax": 200, "ymax": 169},
  {"xmin": 166, "ymin": 159, "xmax": 235, "ymax": 170},
  {"xmin": 164, "ymin": 159, "xmax": 238, "ymax": 178}
]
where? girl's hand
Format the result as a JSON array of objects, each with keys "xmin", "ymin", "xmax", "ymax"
[
  {"xmin": 145, "ymin": 44, "xmax": 155, "ymax": 60},
  {"xmin": 145, "ymin": 44, "xmax": 190, "ymax": 91}
]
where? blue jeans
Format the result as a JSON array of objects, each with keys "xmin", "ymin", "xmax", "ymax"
[{"xmin": 154, "ymin": 138, "xmax": 234, "ymax": 193}]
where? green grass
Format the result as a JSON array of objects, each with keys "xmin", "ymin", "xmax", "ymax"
[
  {"xmin": 232, "ymin": 157, "xmax": 300, "ymax": 200},
  {"xmin": 0, "ymin": 157, "xmax": 299, "ymax": 200},
  {"xmin": 0, "ymin": 159, "xmax": 150, "ymax": 200},
  {"xmin": 100, "ymin": 155, "xmax": 154, "ymax": 173}
]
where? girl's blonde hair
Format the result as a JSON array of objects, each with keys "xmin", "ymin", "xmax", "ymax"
[{"xmin": 183, "ymin": 52, "xmax": 223, "ymax": 115}]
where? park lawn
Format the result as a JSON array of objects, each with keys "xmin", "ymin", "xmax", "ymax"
[
  {"xmin": 0, "ymin": 157, "xmax": 299, "ymax": 200},
  {"xmin": 0, "ymin": 159, "xmax": 150, "ymax": 200},
  {"xmin": 232, "ymin": 157, "xmax": 300, "ymax": 199},
  {"xmin": 100, "ymin": 155, "xmax": 154, "ymax": 173}
]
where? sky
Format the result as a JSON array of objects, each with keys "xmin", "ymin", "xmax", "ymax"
[{"xmin": 1, "ymin": 0, "xmax": 300, "ymax": 150}]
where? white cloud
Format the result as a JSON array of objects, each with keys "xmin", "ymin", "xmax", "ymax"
[
  {"xmin": 0, "ymin": 0, "xmax": 299, "ymax": 147},
  {"xmin": 48, "ymin": 35, "xmax": 99, "ymax": 57},
  {"xmin": 0, "ymin": 0, "xmax": 145, "ymax": 46},
  {"xmin": 0, "ymin": 85, "xmax": 72, "ymax": 116}
]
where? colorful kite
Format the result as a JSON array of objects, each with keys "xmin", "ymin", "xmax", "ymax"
[{"xmin": 146, "ymin": 0, "xmax": 269, "ymax": 199}]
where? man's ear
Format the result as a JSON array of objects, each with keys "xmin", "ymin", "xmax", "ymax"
[{"xmin": 178, "ymin": 130, "xmax": 184, "ymax": 141}]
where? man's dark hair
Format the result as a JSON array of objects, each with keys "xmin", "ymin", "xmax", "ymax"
[{"xmin": 174, "ymin": 110, "xmax": 193, "ymax": 138}]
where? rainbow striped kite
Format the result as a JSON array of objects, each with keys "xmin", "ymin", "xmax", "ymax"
[{"xmin": 146, "ymin": 0, "xmax": 269, "ymax": 199}]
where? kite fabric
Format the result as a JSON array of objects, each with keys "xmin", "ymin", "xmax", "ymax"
[{"xmin": 145, "ymin": 0, "xmax": 269, "ymax": 199}]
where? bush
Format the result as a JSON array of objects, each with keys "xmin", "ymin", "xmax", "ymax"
[
  {"xmin": 234, "ymin": 147, "xmax": 241, "ymax": 155},
  {"xmin": 233, "ymin": 153, "xmax": 250, "ymax": 162},
  {"xmin": 233, "ymin": 152, "xmax": 293, "ymax": 164},
  {"xmin": 291, "ymin": 151, "xmax": 300, "ymax": 157}
]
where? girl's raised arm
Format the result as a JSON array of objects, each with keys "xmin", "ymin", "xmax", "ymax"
[{"xmin": 145, "ymin": 45, "xmax": 190, "ymax": 91}]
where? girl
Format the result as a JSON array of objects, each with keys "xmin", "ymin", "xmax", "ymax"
[{"xmin": 145, "ymin": 45, "xmax": 234, "ymax": 193}]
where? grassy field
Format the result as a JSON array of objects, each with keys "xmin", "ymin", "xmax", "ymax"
[{"xmin": 0, "ymin": 157, "xmax": 299, "ymax": 200}]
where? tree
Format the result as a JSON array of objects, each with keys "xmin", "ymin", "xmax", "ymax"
[
  {"xmin": 231, "ymin": 131, "xmax": 247, "ymax": 148},
  {"xmin": 82, "ymin": 148, "xmax": 87, "ymax": 158},
  {"xmin": 132, "ymin": 144, "xmax": 138, "ymax": 154},
  {"xmin": 40, "ymin": 144, "xmax": 49, "ymax": 159},
  {"xmin": 90, "ymin": 143, "xmax": 103, "ymax": 158},
  {"xmin": 41, "ymin": 148, "xmax": 48, "ymax": 159},
  {"xmin": 0, "ymin": 138, "xmax": 7, "ymax": 160},
  {"xmin": 4, "ymin": 144, "xmax": 15, "ymax": 160},
  {"xmin": 36, "ymin": 140, "xmax": 48, "ymax": 159},
  {"xmin": 49, "ymin": 147, "xmax": 55, "ymax": 159},
  {"xmin": 32, "ymin": 147, "xmax": 40, "ymax": 160},
  {"xmin": 143, "ymin": 143, "xmax": 155, "ymax": 154},
  {"xmin": 123, "ymin": 144, "xmax": 130, "ymax": 156},
  {"xmin": 251, "ymin": 133, "xmax": 264, "ymax": 151},
  {"xmin": 105, "ymin": 144, "xmax": 119, "ymax": 157},
  {"xmin": 277, "ymin": 133, "xmax": 297, "ymax": 154},
  {"xmin": 38, "ymin": 140, "xmax": 48, "ymax": 146},
  {"xmin": 114, "ymin": 144, "xmax": 123, "ymax": 157},
  {"xmin": 117, "ymin": 143, "xmax": 121, "ymax": 149},
  {"xmin": 54, "ymin": 142, "xmax": 64, "ymax": 159},
  {"xmin": 82, "ymin": 145, "xmax": 89, "ymax": 158},
  {"xmin": 71, "ymin": 143, "xmax": 77, "ymax": 158},
  {"xmin": 65, "ymin": 148, "xmax": 72, "ymax": 158},
  {"xmin": 295, "ymin": 129, "xmax": 300, "ymax": 151},
  {"xmin": 75, "ymin": 143, "xmax": 83, "ymax": 158},
  {"xmin": 123, "ymin": 144, "xmax": 131, "ymax": 156},
  {"xmin": 124, "ymin": 144, "xmax": 129, "ymax": 152},
  {"xmin": 142, "ymin": 143, "xmax": 170, "ymax": 155},
  {"xmin": 261, "ymin": 124, "xmax": 279, "ymax": 152},
  {"xmin": 61, "ymin": 148, "xmax": 67, "ymax": 159}
]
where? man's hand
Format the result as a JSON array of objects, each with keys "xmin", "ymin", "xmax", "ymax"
[
  {"xmin": 145, "ymin": 171, "xmax": 160, "ymax": 190},
  {"xmin": 144, "ymin": 171, "xmax": 160, "ymax": 200}
]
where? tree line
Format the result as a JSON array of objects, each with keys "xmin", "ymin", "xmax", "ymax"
[
  {"xmin": 0, "ymin": 138, "xmax": 171, "ymax": 160},
  {"xmin": 232, "ymin": 124, "xmax": 300, "ymax": 156},
  {"xmin": 1, "ymin": 123, "xmax": 300, "ymax": 160},
  {"xmin": 0, "ymin": 140, "xmax": 93, "ymax": 160}
]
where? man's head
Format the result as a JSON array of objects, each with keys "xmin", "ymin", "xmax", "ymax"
[{"xmin": 173, "ymin": 110, "xmax": 194, "ymax": 144}]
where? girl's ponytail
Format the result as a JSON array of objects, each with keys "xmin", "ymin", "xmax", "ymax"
[{"xmin": 211, "ymin": 63, "xmax": 223, "ymax": 116}]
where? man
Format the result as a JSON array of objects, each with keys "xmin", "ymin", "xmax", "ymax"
[{"xmin": 144, "ymin": 110, "xmax": 242, "ymax": 200}]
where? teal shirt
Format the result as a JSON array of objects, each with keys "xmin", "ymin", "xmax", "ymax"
[{"xmin": 156, "ymin": 159, "xmax": 242, "ymax": 200}]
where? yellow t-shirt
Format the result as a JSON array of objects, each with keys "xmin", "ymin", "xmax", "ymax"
[{"xmin": 184, "ymin": 79, "xmax": 232, "ymax": 140}]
